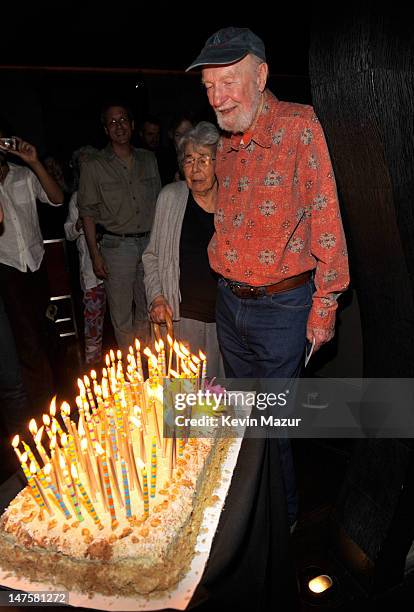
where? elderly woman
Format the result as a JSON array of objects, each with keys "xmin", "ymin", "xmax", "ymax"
[{"xmin": 143, "ymin": 121, "xmax": 223, "ymax": 376}]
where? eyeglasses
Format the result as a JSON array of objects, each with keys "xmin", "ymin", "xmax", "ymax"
[
  {"xmin": 182, "ymin": 154, "xmax": 215, "ymax": 169},
  {"xmin": 107, "ymin": 116, "xmax": 130, "ymax": 128}
]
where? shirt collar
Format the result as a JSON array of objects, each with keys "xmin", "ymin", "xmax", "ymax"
[
  {"xmin": 103, "ymin": 143, "xmax": 137, "ymax": 161},
  {"xmin": 223, "ymin": 90, "xmax": 278, "ymax": 152}
]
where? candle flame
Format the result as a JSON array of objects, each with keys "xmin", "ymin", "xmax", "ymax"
[
  {"xmin": 117, "ymin": 349, "xmax": 122, "ymax": 360},
  {"xmin": 169, "ymin": 369, "xmax": 179, "ymax": 378},
  {"xmin": 71, "ymin": 463, "xmax": 78, "ymax": 479},
  {"xmin": 51, "ymin": 421, "xmax": 57, "ymax": 435},
  {"xmin": 189, "ymin": 361, "xmax": 198, "ymax": 374},
  {"xmin": 21, "ymin": 452, "xmax": 28, "ymax": 463},
  {"xmin": 110, "ymin": 349, "xmax": 115, "ymax": 363},
  {"xmin": 180, "ymin": 343, "xmax": 190, "ymax": 357},
  {"xmin": 29, "ymin": 418, "xmax": 38, "ymax": 435},
  {"xmin": 12, "ymin": 434, "xmax": 20, "ymax": 448},
  {"xmin": 49, "ymin": 396, "xmax": 57, "ymax": 417},
  {"xmin": 83, "ymin": 375, "xmax": 90, "ymax": 387},
  {"xmin": 30, "ymin": 461, "xmax": 37, "ymax": 475},
  {"xmin": 95, "ymin": 442, "xmax": 104, "ymax": 456},
  {"xmin": 158, "ymin": 339, "xmax": 164, "ymax": 351},
  {"xmin": 199, "ymin": 350, "xmax": 206, "ymax": 361},
  {"xmin": 59, "ymin": 453, "xmax": 66, "ymax": 470},
  {"xmin": 136, "ymin": 457, "xmax": 145, "ymax": 470},
  {"xmin": 60, "ymin": 401, "xmax": 71, "ymax": 417},
  {"xmin": 43, "ymin": 414, "xmax": 51, "ymax": 427},
  {"xmin": 90, "ymin": 370, "xmax": 97, "ymax": 380},
  {"xmin": 167, "ymin": 334, "xmax": 173, "ymax": 346},
  {"xmin": 191, "ymin": 355, "xmax": 200, "ymax": 364},
  {"xmin": 143, "ymin": 347, "xmax": 153, "ymax": 359},
  {"xmin": 44, "ymin": 463, "xmax": 51, "ymax": 476},
  {"xmin": 34, "ymin": 429, "xmax": 43, "ymax": 446},
  {"xmin": 130, "ymin": 416, "xmax": 141, "ymax": 428},
  {"xmin": 150, "ymin": 356, "xmax": 158, "ymax": 369},
  {"xmin": 77, "ymin": 378, "xmax": 85, "ymax": 394},
  {"xmin": 61, "ymin": 433, "xmax": 67, "ymax": 447},
  {"xmin": 155, "ymin": 340, "xmax": 159, "ymax": 353},
  {"xmin": 135, "ymin": 339, "xmax": 141, "ymax": 351},
  {"xmin": 50, "ymin": 437, "xmax": 56, "ymax": 451},
  {"xmin": 80, "ymin": 437, "xmax": 87, "ymax": 451}
]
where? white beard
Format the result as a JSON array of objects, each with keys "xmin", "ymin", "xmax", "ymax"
[{"xmin": 215, "ymin": 89, "xmax": 261, "ymax": 134}]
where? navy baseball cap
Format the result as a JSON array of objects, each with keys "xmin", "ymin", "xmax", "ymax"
[{"xmin": 186, "ymin": 27, "xmax": 266, "ymax": 71}]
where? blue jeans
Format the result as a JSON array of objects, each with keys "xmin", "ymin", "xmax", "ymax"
[
  {"xmin": 101, "ymin": 235, "xmax": 150, "ymax": 354},
  {"xmin": 216, "ymin": 277, "xmax": 313, "ymax": 523}
]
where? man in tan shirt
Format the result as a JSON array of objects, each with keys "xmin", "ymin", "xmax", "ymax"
[{"xmin": 78, "ymin": 102, "xmax": 161, "ymax": 353}]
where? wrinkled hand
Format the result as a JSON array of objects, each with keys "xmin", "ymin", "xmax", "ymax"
[
  {"xmin": 149, "ymin": 296, "xmax": 173, "ymax": 324},
  {"xmin": 92, "ymin": 252, "xmax": 109, "ymax": 279},
  {"xmin": 306, "ymin": 326, "xmax": 335, "ymax": 353}
]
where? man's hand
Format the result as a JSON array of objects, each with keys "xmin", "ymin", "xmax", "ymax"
[
  {"xmin": 306, "ymin": 326, "xmax": 334, "ymax": 353},
  {"xmin": 92, "ymin": 252, "xmax": 109, "ymax": 279},
  {"xmin": 75, "ymin": 218, "xmax": 83, "ymax": 232},
  {"xmin": 9, "ymin": 138, "xmax": 39, "ymax": 165},
  {"xmin": 149, "ymin": 296, "xmax": 173, "ymax": 323}
]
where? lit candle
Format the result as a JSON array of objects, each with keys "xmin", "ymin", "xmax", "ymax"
[
  {"xmin": 167, "ymin": 334, "xmax": 174, "ymax": 377},
  {"xmin": 43, "ymin": 463, "xmax": 72, "ymax": 519},
  {"xmin": 142, "ymin": 464, "xmax": 149, "ymax": 518},
  {"xmin": 80, "ymin": 437, "xmax": 98, "ymax": 501},
  {"xmin": 96, "ymin": 443, "xmax": 116, "ymax": 522},
  {"xmin": 60, "ymin": 453, "xmax": 84, "ymax": 522},
  {"xmin": 21, "ymin": 439, "xmax": 41, "ymax": 472},
  {"xmin": 29, "ymin": 462, "xmax": 53, "ymax": 515},
  {"xmin": 199, "ymin": 350, "xmax": 207, "ymax": 380},
  {"xmin": 33, "ymin": 427, "xmax": 50, "ymax": 466},
  {"xmin": 135, "ymin": 339, "xmax": 144, "ymax": 382},
  {"xmin": 150, "ymin": 436, "xmax": 157, "ymax": 498},
  {"xmin": 49, "ymin": 397, "xmax": 64, "ymax": 437},
  {"xmin": 71, "ymin": 464, "xmax": 101, "ymax": 526},
  {"xmin": 18, "ymin": 451, "xmax": 45, "ymax": 510},
  {"xmin": 121, "ymin": 459, "xmax": 132, "ymax": 518}
]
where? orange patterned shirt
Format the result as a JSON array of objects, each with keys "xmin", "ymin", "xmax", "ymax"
[{"xmin": 208, "ymin": 90, "xmax": 350, "ymax": 333}]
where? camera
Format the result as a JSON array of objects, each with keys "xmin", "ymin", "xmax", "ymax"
[{"xmin": 0, "ymin": 137, "xmax": 18, "ymax": 151}]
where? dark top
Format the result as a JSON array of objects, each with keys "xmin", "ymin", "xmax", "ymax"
[{"xmin": 179, "ymin": 192, "xmax": 217, "ymax": 323}]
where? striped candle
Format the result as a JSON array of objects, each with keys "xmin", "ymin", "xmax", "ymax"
[
  {"xmin": 142, "ymin": 466, "xmax": 149, "ymax": 518},
  {"xmin": 19, "ymin": 452, "xmax": 45, "ymax": 511},
  {"xmin": 71, "ymin": 464, "xmax": 101, "ymax": 526},
  {"xmin": 43, "ymin": 463, "xmax": 72, "ymax": 519},
  {"xmin": 60, "ymin": 455, "xmax": 84, "ymax": 522},
  {"xmin": 22, "ymin": 441, "xmax": 41, "ymax": 472},
  {"xmin": 29, "ymin": 462, "xmax": 53, "ymax": 516},
  {"xmin": 97, "ymin": 445, "xmax": 116, "ymax": 522},
  {"xmin": 150, "ymin": 437, "xmax": 157, "ymax": 498},
  {"xmin": 121, "ymin": 459, "xmax": 132, "ymax": 518}
]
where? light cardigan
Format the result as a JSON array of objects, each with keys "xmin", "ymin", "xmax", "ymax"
[{"xmin": 143, "ymin": 180, "xmax": 189, "ymax": 321}]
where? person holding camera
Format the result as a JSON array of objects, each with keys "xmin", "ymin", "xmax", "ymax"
[{"xmin": 0, "ymin": 126, "xmax": 64, "ymax": 418}]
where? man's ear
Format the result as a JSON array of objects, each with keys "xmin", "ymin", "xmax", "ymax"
[{"xmin": 257, "ymin": 62, "xmax": 269, "ymax": 93}]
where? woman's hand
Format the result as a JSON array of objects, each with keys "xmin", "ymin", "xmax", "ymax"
[{"xmin": 149, "ymin": 296, "xmax": 173, "ymax": 323}]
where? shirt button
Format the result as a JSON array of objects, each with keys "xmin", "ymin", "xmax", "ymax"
[{"xmin": 225, "ymin": 240, "xmax": 230, "ymax": 245}]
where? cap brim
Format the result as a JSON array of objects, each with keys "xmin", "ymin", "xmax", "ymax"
[{"xmin": 185, "ymin": 49, "xmax": 248, "ymax": 72}]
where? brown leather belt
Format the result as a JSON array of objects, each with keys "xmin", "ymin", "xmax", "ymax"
[{"xmin": 223, "ymin": 270, "xmax": 312, "ymax": 299}]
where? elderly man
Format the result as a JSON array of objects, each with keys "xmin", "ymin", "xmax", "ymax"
[
  {"xmin": 78, "ymin": 102, "xmax": 161, "ymax": 354},
  {"xmin": 187, "ymin": 27, "xmax": 349, "ymax": 527}
]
